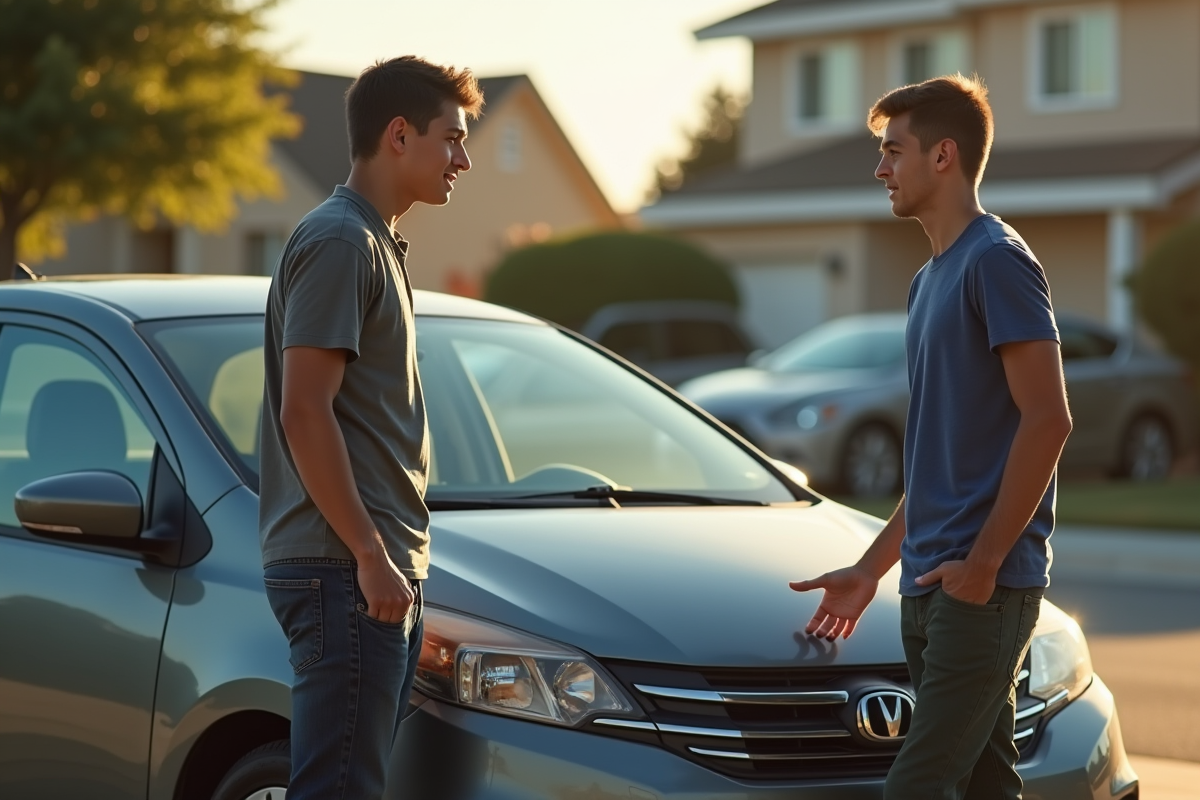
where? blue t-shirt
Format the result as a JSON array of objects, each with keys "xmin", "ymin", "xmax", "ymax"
[{"xmin": 901, "ymin": 214, "xmax": 1060, "ymax": 596}]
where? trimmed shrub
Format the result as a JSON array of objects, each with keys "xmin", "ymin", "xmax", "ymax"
[
  {"xmin": 1131, "ymin": 221, "xmax": 1200, "ymax": 369},
  {"xmin": 484, "ymin": 231, "xmax": 738, "ymax": 330}
]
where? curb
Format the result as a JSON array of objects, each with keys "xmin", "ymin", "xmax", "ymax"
[{"xmin": 1051, "ymin": 525, "xmax": 1200, "ymax": 588}]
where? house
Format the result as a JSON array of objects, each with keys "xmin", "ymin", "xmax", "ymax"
[
  {"xmin": 641, "ymin": 0, "xmax": 1200, "ymax": 348},
  {"xmin": 34, "ymin": 71, "xmax": 620, "ymax": 296}
]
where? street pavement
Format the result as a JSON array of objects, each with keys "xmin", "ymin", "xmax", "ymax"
[{"xmin": 1047, "ymin": 525, "xmax": 1200, "ymax": 798}]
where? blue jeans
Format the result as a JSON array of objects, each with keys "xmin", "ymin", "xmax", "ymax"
[{"xmin": 264, "ymin": 559, "xmax": 424, "ymax": 800}]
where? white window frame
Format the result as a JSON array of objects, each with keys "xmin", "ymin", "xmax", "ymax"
[
  {"xmin": 783, "ymin": 39, "xmax": 862, "ymax": 137},
  {"xmin": 889, "ymin": 27, "xmax": 971, "ymax": 88},
  {"xmin": 1028, "ymin": 3, "xmax": 1119, "ymax": 113}
]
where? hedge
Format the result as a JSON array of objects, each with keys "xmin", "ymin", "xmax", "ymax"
[
  {"xmin": 483, "ymin": 231, "xmax": 738, "ymax": 330},
  {"xmin": 1131, "ymin": 221, "xmax": 1200, "ymax": 370}
]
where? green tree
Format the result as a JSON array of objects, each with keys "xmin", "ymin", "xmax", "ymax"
[
  {"xmin": 1130, "ymin": 221, "xmax": 1200, "ymax": 371},
  {"xmin": 650, "ymin": 86, "xmax": 744, "ymax": 200},
  {"xmin": 0, "ymin": 0, "xmax": 299, "ymax": 271},
  {"xmin": 484, "ymin": 230, "xmax": 738, "ymax": 331}
]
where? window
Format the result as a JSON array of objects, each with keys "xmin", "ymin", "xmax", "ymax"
[
  {"xmin": 143, "ymin": 317, "xmax": 264, "ymax": 475},
  {"xmin": 599, "ymin": 322, "xmax": 661, "ymax": 366},
  {"xmin": 0, "ymin": 327, "xmax": 156, "ymax": 528},
  {"xmin": 246, "ymin": 231, "xmax": 287, "ymax": 275},
  {"xmin": 897, "ymin": 30, "xmax": 968, "ymax": 85},
  {"xmin": 497, "ymin": 121, "xmax": 522, "ymax": 173},
  {"xmin": 141, "ymin": 315, "xmax": 796, "ymax": 503},
  {"xmin": 1032, "ymin": 6, "xmax": 1117, "ymax": 109},
  {"xmin": 763, "ymin": 325, "xmax": 907, "ymax": 372},
  {"xmin": 1058, "ymin": 321, "xmax": 1118, "ymax": 361},
  {"xmin": 663, "ymin": 321, "xmax": 748, "ymax": 360},
  {"xmin": 789, "ymin": 41, "xmax": 860, "ymax": 131}
]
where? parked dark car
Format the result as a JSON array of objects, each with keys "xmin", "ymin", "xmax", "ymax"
[
  {"xmin": 680, "ymin": 312, "xmax": 1196, "ymax": 497},
  {"xmin": 581, "ymin": 300, "xmax": 755, "ymax": 385},
  {"xmin": 0, "ymin": 277, "xmax": 1136, "ymax": 800}
]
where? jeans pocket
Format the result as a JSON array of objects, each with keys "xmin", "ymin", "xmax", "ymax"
[
  {"xmin": 1006, "ymin": 593, "xmax": 1043, "ymax": 680},
  {"xmin": 937, "ymin": 586, "xmax": 1005, "ymax": 613},
  {"xmin": 265, "ymin": 577, "xmax": 324, "ymax": 673}
]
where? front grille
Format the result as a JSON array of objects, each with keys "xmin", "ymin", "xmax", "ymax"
[{"xmin": 588, "ymin": 658, "xmax": 1063, "ymax": 782}]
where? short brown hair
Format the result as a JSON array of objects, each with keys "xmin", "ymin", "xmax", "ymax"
[
  {"xmin": 868, "ymin": 74, "xmax": 994, "ymax": 186},
  {"xmin": 346, "ymin": 56, "xmax": 484, "ymax": 161}
]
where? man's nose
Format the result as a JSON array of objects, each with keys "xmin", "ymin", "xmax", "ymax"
[
  {"xmin": 875, "ymin": 156, "xmax": 890, "ymax": 180},
  {"xmin": 455, "ymin": 144, "xmax": 472, "ymax": 172}
]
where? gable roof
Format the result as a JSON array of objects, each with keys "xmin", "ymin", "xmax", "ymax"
[
  {"xmin": 697, "ymin": 0, "xmax": 1024, "ymax": 41},
  {"xmin": 274, "ymin": 71, "xmax": 524, "ymax": 194},
  {"xmin": 642, "ymin": 135, "xmax": 1200, "ymax": 226}
]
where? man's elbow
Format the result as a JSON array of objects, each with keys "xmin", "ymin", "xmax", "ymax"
[
  {"xmin": 279, "ymin": 398, "xmax": 325, "ymax": 441},
  {"xmin": 1046, "ymin": 407, "xmax": 1073, "ymax": 445}
]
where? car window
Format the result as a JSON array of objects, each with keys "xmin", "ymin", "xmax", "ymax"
[
  {"xmin": 1058, "ymin": 321, "xmax": 1118, "ymax": 361},
  {"xmin": 146, "ymin": 317, "xmax": 263, "ymax": 474},
  {"xmin": 144, "ymin": 316, "xmax": 797, "ymax": 504},
  {"xmin": 0, "ymin": 326, "xmax": 156, "ymax": 528},
  {"xmin": 663, "ymin": 320, "xmax": 748, "ymax": 360},
  {"xmin": 598, "ymin": 322, "xmax": 661, "ymax": 364},
  {"xmin": 765, "ymin": 325, "xmax": 906, "ymax": 371}
]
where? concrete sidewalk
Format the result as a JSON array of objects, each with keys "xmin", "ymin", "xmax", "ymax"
[
  {"xmin": 1128, "ymin": 754, "xmax": 1200, "ymax": 800},
  {"xmin": 1051, "ymin": 525, "xmax": 1200, "ymax": 588}
]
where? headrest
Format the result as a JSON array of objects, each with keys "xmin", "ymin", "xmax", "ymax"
[{"xmin": 26, "ymin": 380, "xmax": 127, "ymax": 471}]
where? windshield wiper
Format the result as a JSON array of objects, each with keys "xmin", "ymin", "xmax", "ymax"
[{"xmin": 515, "ymin": 485, "xmax": 768, "ymax": 506}]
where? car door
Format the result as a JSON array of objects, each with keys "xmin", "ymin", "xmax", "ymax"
[
  {"xmin": 0, "ymin": 321, "xmax": 175, "ymax": 800},
  {"xmin": 1058, "ymin": 320, "xmax": 1121, "ymax": 469}
]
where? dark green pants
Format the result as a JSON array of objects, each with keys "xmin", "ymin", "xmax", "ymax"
[{"xmin": 885, "ymin": 586, "xmax": 1043, "ymax": 800}]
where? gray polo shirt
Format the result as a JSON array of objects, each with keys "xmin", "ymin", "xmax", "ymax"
[{"xmin": 259, "ymin": 185, "xmax": 430, "ymax": 578}]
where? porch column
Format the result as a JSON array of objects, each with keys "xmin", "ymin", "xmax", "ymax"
[
  {"xmin": 173, "ymin": 225, "xmax": 203, "ymax": 274},
  {"xmin": 1106, "ymin": 208, "xmax": 1140, "ymax": 332}
]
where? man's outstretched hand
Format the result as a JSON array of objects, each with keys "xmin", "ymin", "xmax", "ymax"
[{"xmin": 790, "ymin": 565, "xmax": 879, "ymax": 641}]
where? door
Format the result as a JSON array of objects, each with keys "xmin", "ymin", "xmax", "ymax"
[
  {"xmin": 0, "ymin": 323, "xmax": 174, "ymax": 800},
  {"xmin": 1058, "ymin": 320, "xmax": 1120, "ymax": 468}
]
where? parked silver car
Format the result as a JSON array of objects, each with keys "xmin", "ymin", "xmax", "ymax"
[{"xmin": 680, "ymin": 312, "xmax": 1196, "ymax": 497}]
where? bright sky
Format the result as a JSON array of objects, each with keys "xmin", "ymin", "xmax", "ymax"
[{"xmin": 261, "ymin": 0, "xmax": 760, "ymax": 213}]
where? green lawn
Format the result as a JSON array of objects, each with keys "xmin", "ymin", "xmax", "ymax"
[{"xmin": 829, "ymin": 476, "xmax": 1200, "ymax": 531}]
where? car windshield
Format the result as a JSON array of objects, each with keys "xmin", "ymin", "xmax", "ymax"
[
  {"xmin": 141, "ymin": 315, "xmax": 799, "ymax": 505},
  {"xmin": 762, "ymin": 320, "xmax": 907, "ymax": 372}
]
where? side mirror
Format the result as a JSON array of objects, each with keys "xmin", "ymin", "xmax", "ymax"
[
  {"xmin": 771, "ymin": 458, "xmax": 809, "ymax": 487},
  {"xmin": 15, "ymin": 471, "xmax": 143, "ymax": 540}
]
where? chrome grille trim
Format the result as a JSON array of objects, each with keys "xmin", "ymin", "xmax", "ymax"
[
  {"xmin": 592, "ymin": 718, "xmax": 657, "ymax": 731},
  {"xmin": 634, "ymin": 684, "xmax": 849, "ymax": 705},
  {"xmin": 688, "ymin": 747, "xmax": 887, "ymax": 762},
  {"xmin": 1014, "ymin": 727, "xmax": 1035, "ymax": 741},
  {"xmin": 657, "ymin": 722, "xmax": 852, "ymax": 740},
  {"xmin": 1014, "ymin": 700, "xmax": 1046, "ymax": 722},
  {"xmin": 1017, "ymin": 669, "xmax": 1030, "ymax": 683}
]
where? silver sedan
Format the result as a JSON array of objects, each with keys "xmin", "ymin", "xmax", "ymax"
[{"xmin": 680, "ymin": 313, "xmax": 1196, "ymax": 497}]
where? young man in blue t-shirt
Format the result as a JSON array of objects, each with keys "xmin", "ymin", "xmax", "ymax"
[{"xmin": 790, "ymin": 75, "xmax": 1073, "ymax": 800}]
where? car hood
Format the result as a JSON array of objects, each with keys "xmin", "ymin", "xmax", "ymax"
[
  {"xmin": 424, "ymin": 501, "xmax": 904, "ymax": 668},
  {"xmin": 679, "ymin": 367, "xmax": 903, "ymax": 416}
]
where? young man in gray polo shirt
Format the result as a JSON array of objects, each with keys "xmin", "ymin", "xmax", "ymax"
[
  {"xmin": 259, "ymin": 57, "xmax": 481, "ymax": 799},
  {"xmin": 791, "ymin": 76, "xmax": 1073, "ymax": 799}
]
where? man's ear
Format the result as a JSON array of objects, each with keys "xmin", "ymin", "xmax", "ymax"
[
  {"xmin": 383, "ymin": 116, "xmax": 409, "ymax": 156},
  {"xmin": 933, "ymin": 138, "xmax": 958, "ymax": 174}
]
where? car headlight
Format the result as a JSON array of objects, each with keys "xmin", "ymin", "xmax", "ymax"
[
  {"xmin": 796, "ymin": 403, "xmax": 839, "ymax": 429},
  {"xmin": 1028, "ymin": 602, "xmax": 1092, "ymax": 702},
  {"xmin": 414, "ymin": 606, "xmax": 641, "ymax": 727}
]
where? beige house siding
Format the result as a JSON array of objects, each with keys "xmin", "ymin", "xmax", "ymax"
[
  {"xmin": 981, "ymin": 0, "xmax": 1200, "ymax": 148},
  {"xmin": 740, "ymin": 0, "xmax": 1200, "ymax": 166},
  {"xmin": 864, "ymin": 220, "xmax": 930, "ymax": 312},
  {"xmin": 398, "ymin": 83, "xmax": 620, "ymax": 295}
]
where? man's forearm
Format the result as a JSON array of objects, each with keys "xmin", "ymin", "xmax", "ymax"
[
  {"xmin": 281, "ymin": 402, "xmax": 384, "ymax": 562},
  {"xmin": 967, "ymin": 412, "xmax": 1071, "ymax": 573},
  {"xmin": 857, "ymin": 497, "xmax": 906, "ymax": 579}
]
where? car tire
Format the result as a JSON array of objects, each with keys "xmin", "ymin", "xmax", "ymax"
[
  {"xmin": 211, "ymin": 739, "xmax": 290, "ymax": 800},
  {"xmin": 1118, "ymin": 414, "xmax": 1174, "ymax": 481},
  {"xmin": 840, "ymin": 423, "xmax": 902, "ymax": 498}
]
